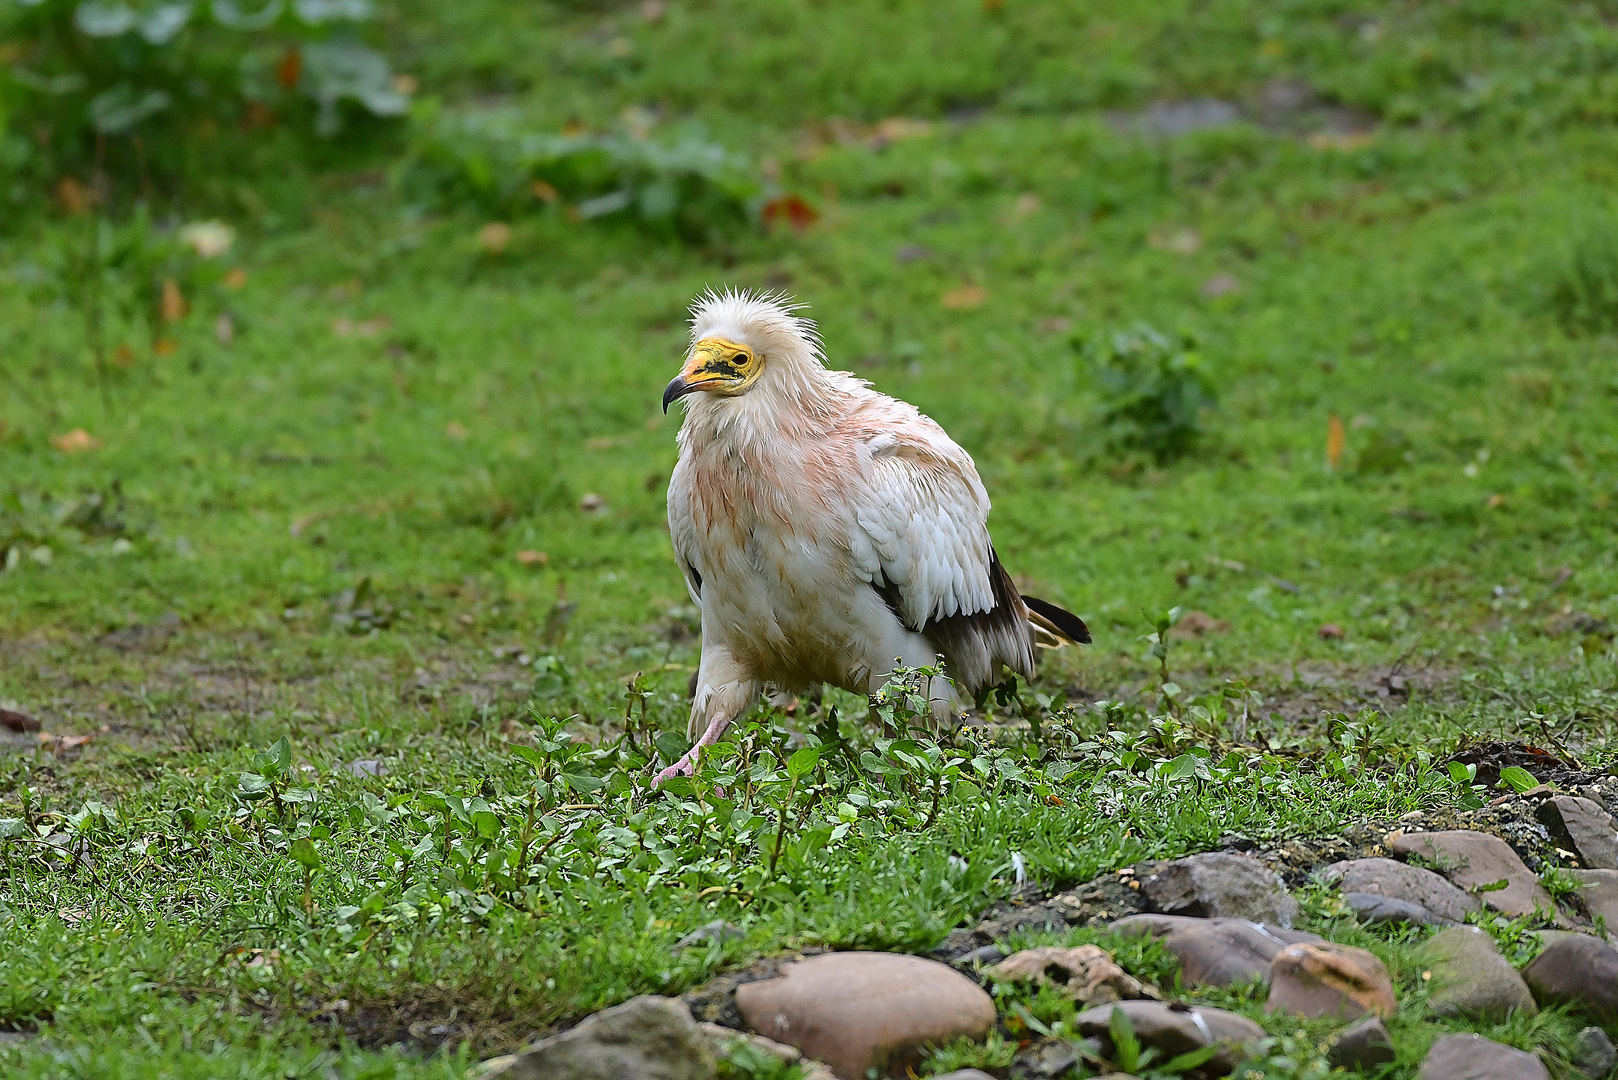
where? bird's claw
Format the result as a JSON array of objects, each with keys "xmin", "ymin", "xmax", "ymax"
[{"xmin": 652, "ymin": 752, "xmax": 698, "ymax": 787}]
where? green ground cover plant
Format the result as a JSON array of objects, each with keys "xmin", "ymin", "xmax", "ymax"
[{"xmin": 3, "ymin": 0, "xmax": 1618, "ymax": 1076}]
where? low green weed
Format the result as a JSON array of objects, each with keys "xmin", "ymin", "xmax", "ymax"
[{"xmin": 1080, "ymin": 325, "xmax": 1216, "ymax": 464}]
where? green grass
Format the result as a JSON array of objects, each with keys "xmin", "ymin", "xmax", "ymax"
[{"xmin": 4, "ymin": 0, "xmax": 1618, "ymax": 1076}]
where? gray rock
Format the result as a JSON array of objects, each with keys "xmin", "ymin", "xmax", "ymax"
[
  {"xmin": 734, "ymin": 951, "xmax": 995, "ymax": 1080},
  {"xmin": 1522, "ymin": 934, "xmax": 1618, "ymax": 1023},
  {"xmin": 1415, "ymin": 926, "xmax": 1536, "ymax": 1020},
  {"xmin": 1388, "ymin": 830, "xmax": 1560, "ymax": 920},
  {"xmin": 952, "ymin": 944, "xmax": 1005, "ymax": 967},
  {"xmin": 1072, "ymin": 1000, "xmax": 1264, "ymax": 1076},
  {"xmin": 1328, "ymin": 1016, "xmax": 1395, "ymax": 1071},
  {"xmin": 673, "ymin": 921, "xmax": 744, "ymax": 951},
  {"xmin": 481, "ymin": 996, "xmax": 715, "ymax": 1080},
  {"xmin": 1571, "ymin": 869, "xmax": 1618, "ymax": 927},
  {"xmin": 1540, "ymin": 796, "xmax": 1618, "ymax": 870},
  {"xmin": 1418, "ymin": 1033, "xmax": 1549, "ymax": 1080},
  {"xmin": 1344, "ymin": 891, "xmax": 1439, "ymax": 925},
  {"xmin": 1575, "ymin": 1026, "xmax": 1617, "ymax": 1079},
  {"xmin": 1111, "ymin": 913, "xmax": 1320, "ymax": 988},
  {"xmin": 1012, "ymin": 1040, "xmax": 1079, "ymax": 1078},
  {"xmin": 1141, "ymin": 853, "xmax": 1299, "ymax": 927},
  {"xmin": 347, "ymin": 758, "xmax": 388, "ymax": 777},
  {"xmin": 1322, "ymin": 857, "xmax": 1480, "ymax": 924}
]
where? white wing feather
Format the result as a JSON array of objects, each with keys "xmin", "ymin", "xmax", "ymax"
[
  {"xmin": 667, "ymin": 456, "xmax": 703, "ymax": 605},
  {"xmin": 851, "ymin": 422, "xmax": 996, "ymax": 629}
]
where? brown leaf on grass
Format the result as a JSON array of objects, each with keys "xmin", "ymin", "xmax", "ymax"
[
  {"xmin": 1488, "ymin": 493, "xmax": 1506, "ymax": 508},
  {"xmin": 160, "ymin": 278, "xmax": 188, "ymax": 322},
  {"xmin": 275, "ymin": 47, "xmax": 302, "ymax": 90},
  {"xmin": 516, "ymin": 550, "xmax": 549, "ymax": 566},
  {"xmin": 390, "ymin": 73, "xmax": 418, "ymax": 96},
  {"xmin": 51, "ymin": 428, "xmax": 102, "ymax": 453},
  {"xmin": 215, "ymin": 312, "xmax": 234, "ymax": 344},
  {"xmin": 445, "ymin": 421, "xmax": 469, "ymax": 440},
  {"xmin": 761, "ymin": 194, "xmax": 819, "ymax": 232},
  {"xmin": 1318, "ymin": 623, "xmax": 1346, "ymax": 640},
  {"xmin": 56, "ymin": 176, "xmax": 92, "ymax": 215},
  {"xmin": 111, "ymin": 344, "xmax": 137, "ymax": 369},
  {"xmin": 153, "ymin": 338, "xmax": 177, "ymax": 355},
  {"xmin": 224, "ymin": 267, "xmax": 248, "ymax": 289},
  {"xmin": 1326, "ymin": 414, "xmax": 1345, "ymax": 471},
  {"xmin": 1170, "ymin": 610, "xmax": 1230, "ymax": 638},
  {"xmin": 941, "ymin": 284, "xmax": 987, "ymax": 310},
  {"xmin": 531, "ymin": 179, "xmax": 560, "ymax": 203},
  {"xmin": 38, "ymin": 732, "xmax": 92, "ymax": 753},
  {"xmin": 0, "ymin": 707, "xmax": 41, "ymax": 733},
  {"xmin": 1309, "ymin": 131, "xmax": 1372, "ymax": 152},
  {"xmin": 1011, "ymin": 192, "xmax": 1041, "ymax": 220},
  {"xmin": 1148, "ymin": 226, "xmax": 1202, "ymax": 255},
  {"xmin": 477, "ymin": 222, "xmax": 512, "ymax": 255},
  {"xmin": 578, "ymin": 492, "xmax": 606, "ymax": 514},
  {"xmin": 332, "ymin": 316, "xmax": 391, "ymax": 338},
  {"xmin": 639, "ymin": 0, "xmax": 666, "ymax": 21},
  {"xmin": 1201, "ymin": 272, "xmax": 1240, "ymax": 298}
]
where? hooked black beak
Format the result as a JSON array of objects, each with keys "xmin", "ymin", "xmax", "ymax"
[{"xmin": 662, "ymin": 375, "xmax": 694, "ymax": 414}]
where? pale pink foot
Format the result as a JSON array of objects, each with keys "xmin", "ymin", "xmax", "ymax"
[{"xmin": 652, "ymin": 751, "xmax": 698, "ymax": 787}]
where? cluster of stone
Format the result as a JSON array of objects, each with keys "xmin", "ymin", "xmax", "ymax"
[{"xmin": 476, "ymin": 789, "xmax": 1618, "ymax": 1080}]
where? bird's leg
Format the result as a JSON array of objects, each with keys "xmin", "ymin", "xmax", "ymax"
[
  {"xmin": 653, "ymin": 670, "xmax": 758, "ymax": 787},
  {"xmin": 652, "ymin": 709, "xmax": 736, "ymax": 786}
]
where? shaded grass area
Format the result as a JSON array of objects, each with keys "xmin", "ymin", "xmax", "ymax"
[{"xmin": 3, "ymin": 0, "xmax": 1618, "ymax": 1076}]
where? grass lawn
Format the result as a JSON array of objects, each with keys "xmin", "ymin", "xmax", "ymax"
[{"xmin": 3, "ymin": 1, "xmax": 1618, "ymax": 1076}]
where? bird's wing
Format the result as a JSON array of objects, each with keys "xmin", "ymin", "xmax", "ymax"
[
  {"xmin": 848, "ymin": 410, "xmax": 997, "ymax": 631},
  {"xmin": 667, "ymin": 455, "xmax": 703, "ymax": 605}
]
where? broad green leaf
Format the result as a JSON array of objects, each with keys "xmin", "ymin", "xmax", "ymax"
[
  {"xmin": 1499, "ymin": 766, "xmax": 1539, "ymax": 793},
  {"xmin": 253, "ymin": 736, "xmax": 292, "ymax": 779},
  {"xmin": 289, "ymin": 837, "xmax": 321, "ymax": 870},
  {"xmin": 786, "ymin": 746, "xmax": 820, "ymax": 780}
]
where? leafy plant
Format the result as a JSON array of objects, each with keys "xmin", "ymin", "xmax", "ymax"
[
  {"xmin": 0, "ymin": 0, "xmax": 407, "ymax": 198},
  {"xmin": 1080, "ymin": 324, "xmax": 1216, "ymax": 462},
  {"xmin": 399, "ymin": 105, "xmax": 764, "ymax": 243}
]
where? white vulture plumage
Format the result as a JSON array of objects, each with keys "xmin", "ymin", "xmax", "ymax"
[{"xmin": 657, "ymin": 290, "xmax": 1089, "ymax": 783}]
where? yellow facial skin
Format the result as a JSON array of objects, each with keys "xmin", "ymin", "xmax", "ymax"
[{"xmin": 662, "ymin": 337, "xmax": 763, "ymax": 412}]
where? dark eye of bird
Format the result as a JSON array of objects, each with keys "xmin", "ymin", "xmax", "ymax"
[{"xmin": 733, "ymin": 353, "xmax": 748, "ymax": 365}]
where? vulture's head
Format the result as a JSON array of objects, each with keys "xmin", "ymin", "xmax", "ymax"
[{"xmin": 662, "ymin": 290, "xmax": 826, "ymax": 413}]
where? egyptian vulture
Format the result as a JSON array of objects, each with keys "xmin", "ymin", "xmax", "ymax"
[{"xmin": 658, "ymin": 291, "xmax": 1089, "ymax": 783}]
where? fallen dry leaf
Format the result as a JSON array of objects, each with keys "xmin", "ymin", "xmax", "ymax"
[
  {"xmin": 332, "ymin": 316, "xmax": 391, "ymax": 338},
  {"xmin": 215, "ymin": 312, "xmax": 234, "ymax": 344},
  {"xmin": 516, "ymin": 550, "xmax": 549, "ymax": 566},
  {"xmin": 160, "ymin": 278, "xmax": 188, "ymax": 322},
  {"xmin": 578, "ymin": 492, "xmax": 606, "ymax": 514},
  {"xmin": 38, "ymin": 732, "xmax": 92, "ymax": 753},
  {"xmin": 941, "ymin": 284, "xmax": 987, "ymax": 310},
  {"xmin": 1038, "ymin": 316, "xmax": 1072, "ymax": 335},
  {"xmin": 110, "ymin": 344, "xmax": 137, "ymax": 369},
  {"xmin": 153, "ymin": 338, "xmax": 177, "ymax": 356},
  {"xmin": 276, "ymin": 47, "xmax": 302, "ymax": 90},
  {"xmin": 51, "ymin": 428, "xmax": 102, "ymax": 453},
  {"xmin": 56, "ymin": 176, "xmax": 93, "ymax": 215},
  {"xmin": 0, "ymin": 707, "xmax": 41, "ymax": 733},
  {"xmin": 1319, "ymin": 623, "xmax": 1346, "ymax": 640},
  {"xmin": 1171, "ymin": 610, "xmax": 1230, "ymax": 638},
  {"xmin": 445, "ymin": 421, "xmax": 469, "ymax": 440},
  {"xmin": 1012, "ymin": 192, "xmax": 1041, "ymax": 219},
  {"xmin": 1309, "ymin": 131, "xmax": 1372, "ymax": 152},
  {"xmin": 989, "ymin": 945, "xmax": 1158, "ymax": 1004},
  {"xmin": 761, "ymin": 194, "xmax": 819, "ymax": 232},
  {"xmin": 224, "ymin": 267, "xmax": 248, "ymax": 289},
  {"xmin": 1201, "ymin": 272, "xmax": 1240, "ymax": 298},
  {"xmin": 477, "ymin": 222, "xmax": 512, "ymax": 255},
  {"xmin": 391, "ymin": 73, "xmax": 418, "ymax": 96},
  {"xmin": 1148, "ymin": 226, "xmax": 1202, "ymax": 255},
  {"xmin": 1326, "ymin": 414, "xmax": 1345, "ymax": 471},
  {"xmin": 639, "ymin": 0, "xmax": 666, "ymax": 21},
  {"xmin": 531, "ymin": 179, "xmax": 560, "ymax": 203},
  {"xmin": 1488, "ymin": 493, "xmax": 1506, "ymax": 508}
]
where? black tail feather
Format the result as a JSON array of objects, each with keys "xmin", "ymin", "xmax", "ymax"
[{"xmin": 1021, "ymin": 595, "xmax": 1091, "ymax": 644}]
